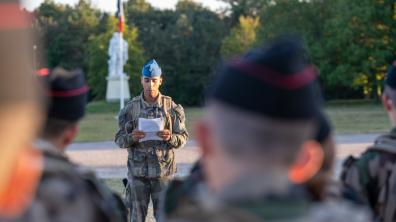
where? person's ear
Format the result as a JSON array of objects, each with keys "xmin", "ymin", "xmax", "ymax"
[
  {"xmin": 63, "ymin": 125, "xmax": 79, "ymax": 148},
  {"xmin": 382, "ymin": 93, "xmax": 393, "ymax": 112},
  {"xmin": 288, "ymin": 140, "xmax": 324, "ymax": 184}
]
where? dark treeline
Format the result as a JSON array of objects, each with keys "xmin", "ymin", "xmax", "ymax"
[{"xmin": 32, "ymin": 0, "xmax": 396, "ymax": 105}]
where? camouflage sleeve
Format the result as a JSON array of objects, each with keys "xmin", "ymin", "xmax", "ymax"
[
  {"xmin": 167, "ymin": 102, "xmax": 189, "ymax": 149},
  {"xmin": 115, "ymin": 103, "xmax": 137, "ymax": 149},
  {"xmin": 341, "ymin": 152, "xmax": 378, "ymax": 204},
  {"xmin": 30, "ymin": 176, "xmax": 101, "ymax": 222}
]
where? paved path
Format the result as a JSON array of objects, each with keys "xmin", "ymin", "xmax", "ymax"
[{"xmin": 67, "ymin": 134, "xmax": 381, "ymax": 179}]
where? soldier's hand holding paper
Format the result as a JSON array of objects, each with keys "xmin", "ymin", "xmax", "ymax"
[
  {"xmin": 138, "ymin": 118, "xmax": 164, "ymax": 142},
  {"xmin": 157, "ymin": 129, "xmax": 171, "ymax": 141}
]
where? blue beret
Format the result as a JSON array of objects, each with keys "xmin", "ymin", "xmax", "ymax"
[
  {"xmin": 141, "ymin": 59, "xmax": 162, "ymax": 77},
  {"xmin": 386, "ymin": 61, "xmax": 396, "ymax": 89}
]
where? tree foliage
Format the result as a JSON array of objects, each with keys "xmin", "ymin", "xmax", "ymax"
[
  {"xmin": 33, "ymin": 0, "xmax": 396, "ymax": 103},
  {"xmin": 221, "ymin": 16, "xmax": 260, "ymax": 58}
]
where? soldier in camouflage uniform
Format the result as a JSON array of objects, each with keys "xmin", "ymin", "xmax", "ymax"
[
  {"xmin": 162, "ymin": 111, "xmax": 336, "ymax": 216},
  {"xmin": 161, "ymin": 37, "xmax": 371, "ymax": 222},
  {"xmin": 115, "ymin": 59, "xmax": 188, "ymax": 222},
  {"xmin": 341, "ymin": 62, "xmax": 396, "ymax": 222},
  {"xmin": 13, "ymin": 68, "xmax": 127, "ymax": 222}
]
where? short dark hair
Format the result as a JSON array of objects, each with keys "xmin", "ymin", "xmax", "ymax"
[
  {"xmin": 40, "ymin": 117, "xmax": 77, "ymax": 139},
  {"xmin": 208, "ymin": 102, "xmax": 315, "ymax": 165}
]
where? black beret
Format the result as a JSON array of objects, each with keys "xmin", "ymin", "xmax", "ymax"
[
  {"xmin": 207, "ymin": 37, "xmax": 322, "ymax": 120},
  {"xmin": 42, "ymin": 68, "xmax": 88, "ymax": 121},
  {"xmin": 314, "ymin": 112, "xmax": 332, "ymax": 144},
  {"xmin": 385, "ymin": 61, "xmax": 396, "ymax": 89}
]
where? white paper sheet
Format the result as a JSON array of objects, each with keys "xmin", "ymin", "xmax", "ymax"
[{"xmin": 138, "ymin": 118, "xmax": 164, "ymax": 142}]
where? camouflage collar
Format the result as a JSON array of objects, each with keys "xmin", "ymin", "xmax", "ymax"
[
  {"xmin": 173, "ymin": 182, "xmax": 311, "ymax": 221},
  {"xmin": 139, "ymin": 92, "xmax": 163, "ymax": 108},
  {"xmin": 33, "ymin": 138, "xmax": 67, "ymax": 159}
]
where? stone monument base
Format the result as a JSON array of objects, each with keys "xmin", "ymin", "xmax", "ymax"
[{"xmin": 106, "ymin": 75, "xmax": 131, "ymax": 102}]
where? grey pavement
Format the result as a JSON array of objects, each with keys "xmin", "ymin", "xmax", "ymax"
[{"xmin": 66, "ymin": 134, "xmax": 381, "ymax": 179}]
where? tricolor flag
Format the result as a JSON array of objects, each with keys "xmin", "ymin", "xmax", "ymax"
[{"xmin": 117, "ymin": 0, "xmax": 124, "ymax": 33}]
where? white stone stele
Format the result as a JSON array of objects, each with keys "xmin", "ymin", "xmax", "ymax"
[{"xmin": 106, "ymin": 74, "xmax": 131, "ymax": 102}]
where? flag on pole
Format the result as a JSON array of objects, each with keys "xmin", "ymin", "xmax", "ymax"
[{"xmin": 117, "ymin": 0, "xmax": 124, "ymax": 33}]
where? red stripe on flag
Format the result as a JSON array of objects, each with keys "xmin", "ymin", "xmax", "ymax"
[{"xmin": 118, "ymin": 18, "xmax": 124, "ymax": 33}]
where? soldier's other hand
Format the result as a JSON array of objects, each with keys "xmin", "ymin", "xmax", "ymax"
[
  {"xmin": 158, "ymin": 129, "xmax": 172, "ymax": 141},
  {"xmin": 131, "ymin": 130, "xmax": 145, "ymax": 141}
]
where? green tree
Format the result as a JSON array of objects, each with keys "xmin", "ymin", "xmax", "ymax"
[
  {"xmin": 221, "ymin": 16, "xmax": 260, "ymax": 58},
  {"xmin": 125, "ymin": 0, "xmax": 227, "ymax": 105},
  {"xmin": 34, "ymin": 0, "xmax": 100, "ymax": 69},
  {"xmin": 320, "ymin": 0, "xmax": 396, "ymax": 99},
  {"xmin": 220, "ymin": 0, "xmax": 268, "ymax": 26},
  {"xmin": 255, "ymin": 0, "xmax": 356, "ymax": 99}
]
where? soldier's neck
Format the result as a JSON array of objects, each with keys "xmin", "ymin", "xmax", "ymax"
[{"xmin": 143, "ymin": 92, "xmax": 160, "ymax": 104}]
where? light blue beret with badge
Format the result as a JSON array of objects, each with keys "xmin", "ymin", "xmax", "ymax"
[{"xmin": 141, "ymin": 59, "xmax": 162, "ymax": 77}]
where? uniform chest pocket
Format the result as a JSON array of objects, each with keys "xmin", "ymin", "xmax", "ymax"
[
  {"xmin": 155, "ymin": 148, "xmax": 174, "ymax": 163},
  {"xmin": 132, "ymin": 150, "xmax": 146, "ymax": 162}
]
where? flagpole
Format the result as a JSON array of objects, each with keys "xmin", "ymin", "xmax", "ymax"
[
  {"xmin": 120, "ymin": 33, "xmax": 124, "ymax": 110},
  {"xmin": 119, "ymin": 0, "xmax": 125, "ymax": 110}
]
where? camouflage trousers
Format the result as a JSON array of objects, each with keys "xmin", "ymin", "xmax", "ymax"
[{"xmin": 128, "ymin": 176, "xmax": 170, "ymax": 222}]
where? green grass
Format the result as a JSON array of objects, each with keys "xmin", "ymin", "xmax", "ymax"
[
  {"xmin": 74, "ymin": 100, "xmax": 390, "ymax": 142},
  {"xmin": 75, "ymin": 101, "xmax": 205, "ymax": 142},
  {"xmin": 325, "ymin": 100, "xmax": 389, "ymax": 134}
]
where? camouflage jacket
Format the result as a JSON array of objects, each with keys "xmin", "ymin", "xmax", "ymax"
[
  {"xmin": 115, "ymin": 93, "xmax": 188, "ymax": 178},
  {"xmin": 341, "ymin": 129, "xmax": 396, "ymax": 222},
  {"xmin": 9, "ymin": 139, "xmax": 127, "ymax": 222},
  {"xmin": 162, "ymin": 175, "xmax": 371, "ymax": 222}
]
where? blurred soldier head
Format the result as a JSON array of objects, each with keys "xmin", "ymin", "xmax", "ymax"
[
  {"xmin": 196, "ymin": 37, "xmax": 325, "ymax": 192},
  {"xmin": 141, "ymin": 59, "xmax": 163, "ymax": 100},
  {"xmin": 38, "ymin": 68, "xmax": 88, "ymax": 151},
  {"xmin": 382, "ymin": 62, "xmax": 396, "ymax": 126},
  {"xmin": 0, "ymin": 0, "xmax": 44, "ymax": 217}
]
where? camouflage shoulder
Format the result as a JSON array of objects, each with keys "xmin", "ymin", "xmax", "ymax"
[
  {"xmin": 76, "ymin": 167, "xmax": 128, "ymax": 221},
  {"xmin": 172, "ymin": 103, "xmax": 185, "ymax": 115},
  {"xmin": 343, "ymin": 148, "xmax": 380, "ymax": 172},
  {"xmin": 120, "ymin": 96, "xmax": 140, "ymax": 112},
  {"xmin": 162, "ymin": 95, "xmax": 172, "ymax": 101},
  {"xmin": 125, "ymin": 96, "xmax": 140, "ymax": 106},
  {"xmin": 356, "ymin": 149, "xmax": 381, "ymax": 171},
  {"xmin": 41, "ymin": 152, "xmax": 77, "ymax": 179},
  {"xmin": 40, "ymin": 158, "xmax": 127, "ymax": 222},
  {"xmin": 173, "ymin": 104, "xmax": 185, "ymax": 122}
]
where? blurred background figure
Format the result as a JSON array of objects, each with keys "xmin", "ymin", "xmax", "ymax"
[
  {"xmin": 162, "ymin": 112, "xmax": 337, "ymax": 215},
  {"xmin": 162, "ymin": 37, "xmax": 370, "ymax": 222},
  {"xmin": 0, "ymin": 0, "xmax": 44, "ymax": 219},
  {"xmin": 341, "ymin": 62, "xmax": 396, "ymax": 222},
  {"xmin": 13, "ymin": 68, "xmax": 127, "ymax": 222}
]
